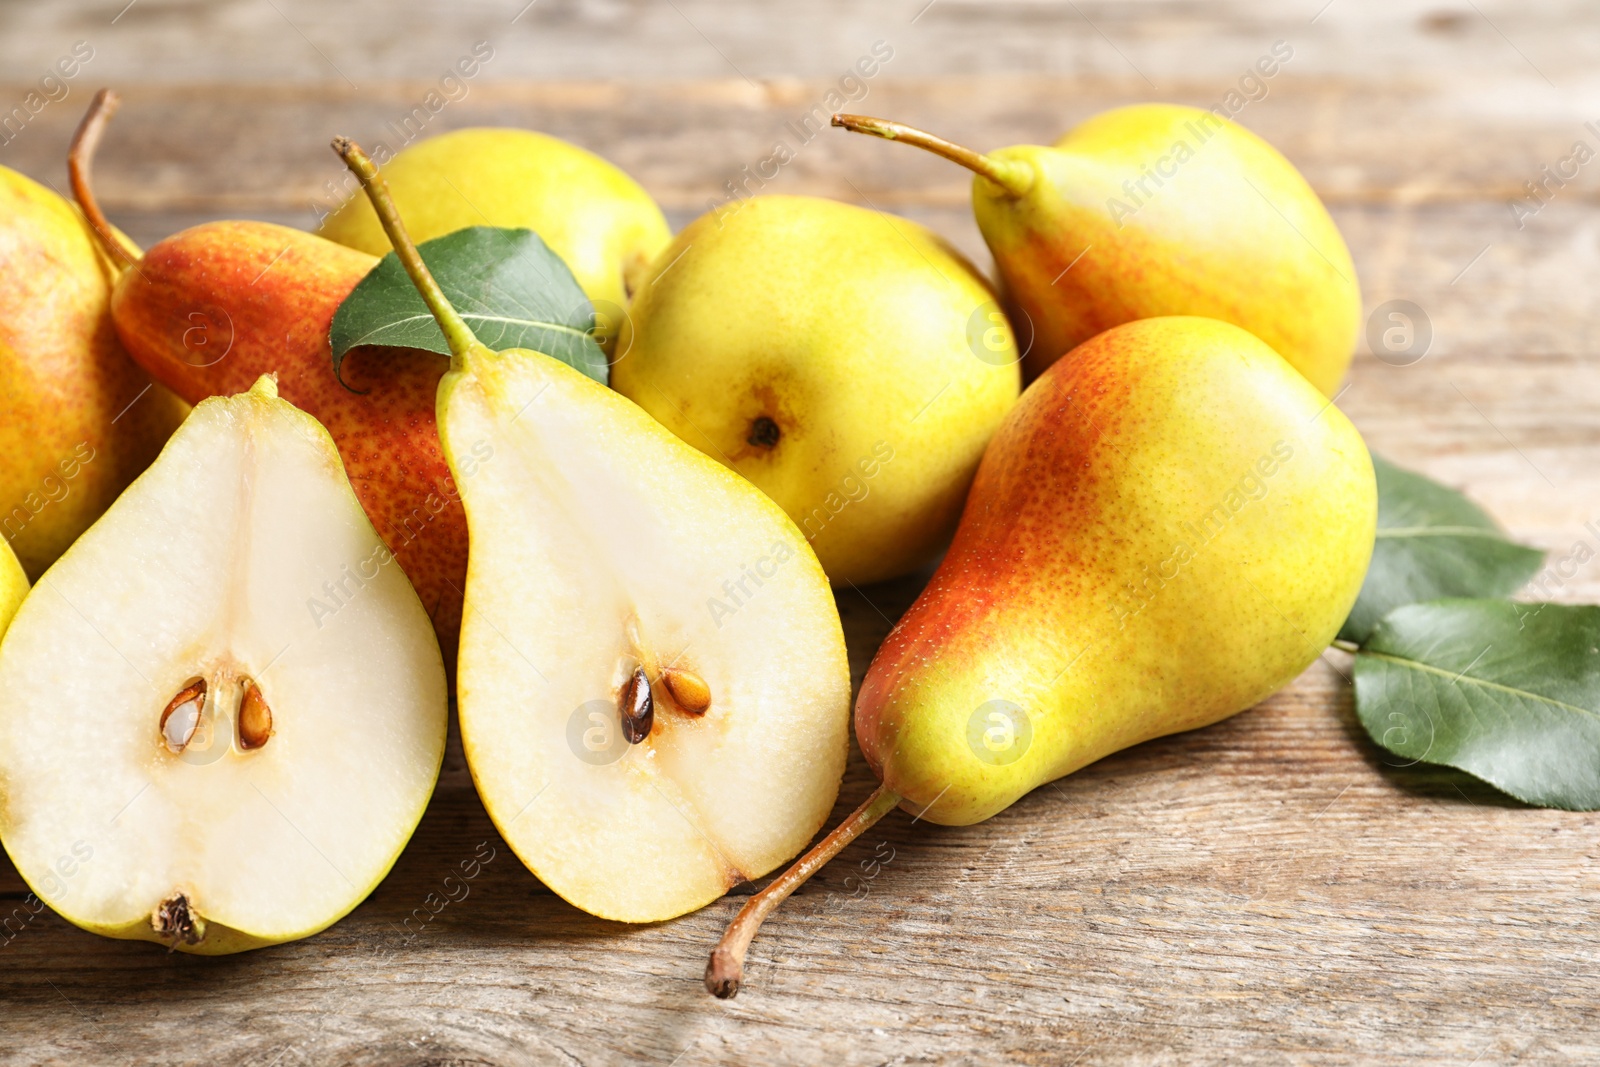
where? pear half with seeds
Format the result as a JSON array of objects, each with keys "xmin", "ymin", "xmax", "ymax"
[
  {"xmin": 0, "ymin": 375, "xmax": 447, "ymax": 953},
  {"xmin": 333, "ymin": 138, "xmax": 851, "ymax": 922}
]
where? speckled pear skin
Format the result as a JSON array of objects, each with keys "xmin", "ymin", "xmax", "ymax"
[
  {"xmin": 977, "ymin": 104, "xmax": 1360, "ymax": 395},
  {"xmin": 0, "ymin": 166, "xmax": 187, "ymax": 578},
  {"xmin": 106, "ymin": 220, "xmax": 466, "ymax": 666},
  {"xmin": 856, "ymin": 317, "xmax": 1376, "ymax": 826}
]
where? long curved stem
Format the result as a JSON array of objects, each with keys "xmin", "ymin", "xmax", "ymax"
[
  {"xmin": 331, "ymin": 136, "xmax": 482, "ymax": 367},
  {"xmin": 706, "ymin": 783, "xmax": 902, "ymax": 999},
  {"xmin": 831, "ymin": 113, "xmax": 1034, "ymax": 198},
  {"xmin": 68, "ymin": 88, "xmax": 140, "ymax": 271}
]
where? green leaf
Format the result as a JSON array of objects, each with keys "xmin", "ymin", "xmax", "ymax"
[
  {"xmin": 1338, "ymin": 454, "xmax": 1543, "ymax": 644},
  {"xmin": 1354, "ymin": 599, "xmax": 1600, "ymax": 809},
  {"xmin": 329, "ymin": 226, "xmax": 607, "ymax": 385}
]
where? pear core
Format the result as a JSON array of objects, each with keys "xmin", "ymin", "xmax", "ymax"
[
  {"xmin": 0, "ymin": 378, "xmax": 448, "ymax": 952},
  {"xmin": 441, "ymin": 349, "xmax": 851, "ymax": 923}
]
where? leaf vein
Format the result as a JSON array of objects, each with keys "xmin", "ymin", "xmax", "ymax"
[{"xmin": 1362, "ymin": 649, "xmax": 1600, "ymax": 722}]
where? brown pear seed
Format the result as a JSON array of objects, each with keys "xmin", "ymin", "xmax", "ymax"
[
  {"xmin": 159, "ymin": 681, "xmax": 207, "ymax": 754},
  {"xmin": 238, "ymin": 681, "xmax": 273, "ymax": 750},
  {"xmin": 619, "ymin": 667, "xmax": 653, "ymax": 744},
  {"xmin": 151, "ymin": 891, "xmax": 206, "ymax": 948},
  {"xmin": 662, "ymin": 668, "xmax": 712, "ymax": 714}
]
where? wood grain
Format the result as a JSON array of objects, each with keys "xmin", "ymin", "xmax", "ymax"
[{"xmin": 3, "ymin": 1, "xmax": 1600, "ymax": 1064}]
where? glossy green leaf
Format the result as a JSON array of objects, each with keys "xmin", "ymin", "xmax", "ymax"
[
  {"xmin": 1339, "ymin": 454, "xmax": 1543, "ymax": 644},
  {"xmin": 330, "ymin": 226, "xmax": 607, "ymax": 385},
  {"xmin": 1354, "ymin": 599, "xmax": 1600, "ymax": 809}
]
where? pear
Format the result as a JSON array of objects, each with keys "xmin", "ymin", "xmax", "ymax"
[
  {"xmin": 0, "ymin": 539, "xmax": 26, "ymax": 641},
  {"xmin": 318, "ymin": 127, "xmax": 671, "ymax": 332},
  {"xmin": 69, "ymin": 90, "xmax": 468, "ymax": 666},
  {"xmin": 614, "ymin": 195, "xmax": 1021, "ymax": 586},
  {"xmin": 0, "ymin": 164, "xmax": 187, "ymax": 579},
  {"xmin": 707, "ymin": 316, "xmax": 1377, "ymax": 995},
  {"xmin": 333, "ymin": 139, "xmax": 851, "ymax": 922},
  {"xmin": 0, "ymin": 375, "xmax": 447, "ymax": 953},
  {"xmin": 834, "ymin": 107, "xmax": 1360, "ymax": 395}
]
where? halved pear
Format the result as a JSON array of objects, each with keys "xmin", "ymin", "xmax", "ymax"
[
  {"xmin": 444, "ymin": 350, "xmax": 851, "ymax": 922},
  {"xmin": 0, "ymin": 376, "xmax": 447, "ymax": 953},
  {"xmin": 327, "ymin": 132, "xmax": 854, "ymax": 923}
]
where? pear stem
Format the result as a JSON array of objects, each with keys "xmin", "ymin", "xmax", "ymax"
[
  {"xmin": 831, "ymin": 113, "xmax": 1034, "ymax": 198},
  {"xmin": 68, "ymin": 88, "xmax": 140, "ymax": 271},
  {"xmin": 706, "ymin": 782, "xmax": 902, "ymax": 999},
  {"xmin": 331, "ymin": 136, "xmax": 482, "ymax": 365}
]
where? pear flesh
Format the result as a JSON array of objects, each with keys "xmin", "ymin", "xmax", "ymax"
[
  {"xmin": 0, "ymin": 377, "xmax": 447, "ymax": 952},
  {"xmin": 442, "ymin": 350, "xmax": 851, "ymax": 923}
]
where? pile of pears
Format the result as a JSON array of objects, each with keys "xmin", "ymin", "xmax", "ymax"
[{"xmin": 0, "ymin": 90, "xmax": 1375, "ymax": 988}]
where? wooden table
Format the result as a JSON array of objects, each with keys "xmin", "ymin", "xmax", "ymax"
[{"xmin": 4, "ymin": 2, "xmax": 1599, "ymax": 1063}]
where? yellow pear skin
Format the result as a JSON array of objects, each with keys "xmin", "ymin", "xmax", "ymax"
[
  {"xmin": 317, "ymin": 128, "xmax": 671, "ymax": 318},
  {"xmin": 0, "ymin": 539, "xmax": 26, "ymax": 641},
  {"xmin": 838, "ymin": 105, "xmax": 1360, "ymax": 395},
  {"xmin": 0, "ymin": 167, "xmax": 187, "ymax": 578},
  {"xmin": 855, "ymin": 317, "xmax": 1376, "ymax": 826},
  {"xmin": 614, "ymin": 195, "xmax": 1021, "ymax": 586}
]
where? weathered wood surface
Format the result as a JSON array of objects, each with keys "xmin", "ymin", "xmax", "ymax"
[{"xmin": 4, "ymin": 2, "xmax": 1600, "ymax": 1064}]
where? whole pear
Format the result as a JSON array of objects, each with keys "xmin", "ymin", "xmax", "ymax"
[
  {"xmin": 706, "ymin": 315, "xmax": 1376, "ymax": 996},
  {"xmin": 858, "ymin": 315, "xmax": 1374, "ymax": 824},
  {"xmin": 0, "ymin": 166, "xmax": 186, "ymax": 578},
  {"xmin": 614, "ymin": 195, "xmax": 1021, "ymax": 586},
  {"xmin": 69, "ymin": 91, "xmax": 467, "ymax": 666},
  {"xmin": 317, "ymin": 128, "xmax": 671, "ymax": 328},
  {"xmin": 835, "ymin": 105, "xmax": 1360, "ymax": 394}
]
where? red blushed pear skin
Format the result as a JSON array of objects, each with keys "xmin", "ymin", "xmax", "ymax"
[
  {"xmin": 707, "ymin": 316, "xmax": 1376, "ymax": 997},
  {"xmin": 68, "ymin": 91, "xmax": 464, "ymax": 663},
  {"xmin": 854, "ymin": 315, "xmax": 1375, "ymax": 823}
]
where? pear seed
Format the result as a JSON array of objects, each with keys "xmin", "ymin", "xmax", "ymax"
[
  {"xmin": 238, "ymin": 681, "xmax": 273, "ymax": 750},
  {"xmin": 159, "ymin": 681, "xmax": 206, "ymax": 754},
  {"xmin": 662, "ymin": 668, "xmax": 712, "ymax": 714},
  {"xmin": 151, "ymin": 892, "xmax": 206, "ymax": 948},
  {"xmin": 619, "ymin": 667, "xmax": 653, "ymax": 744}
]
